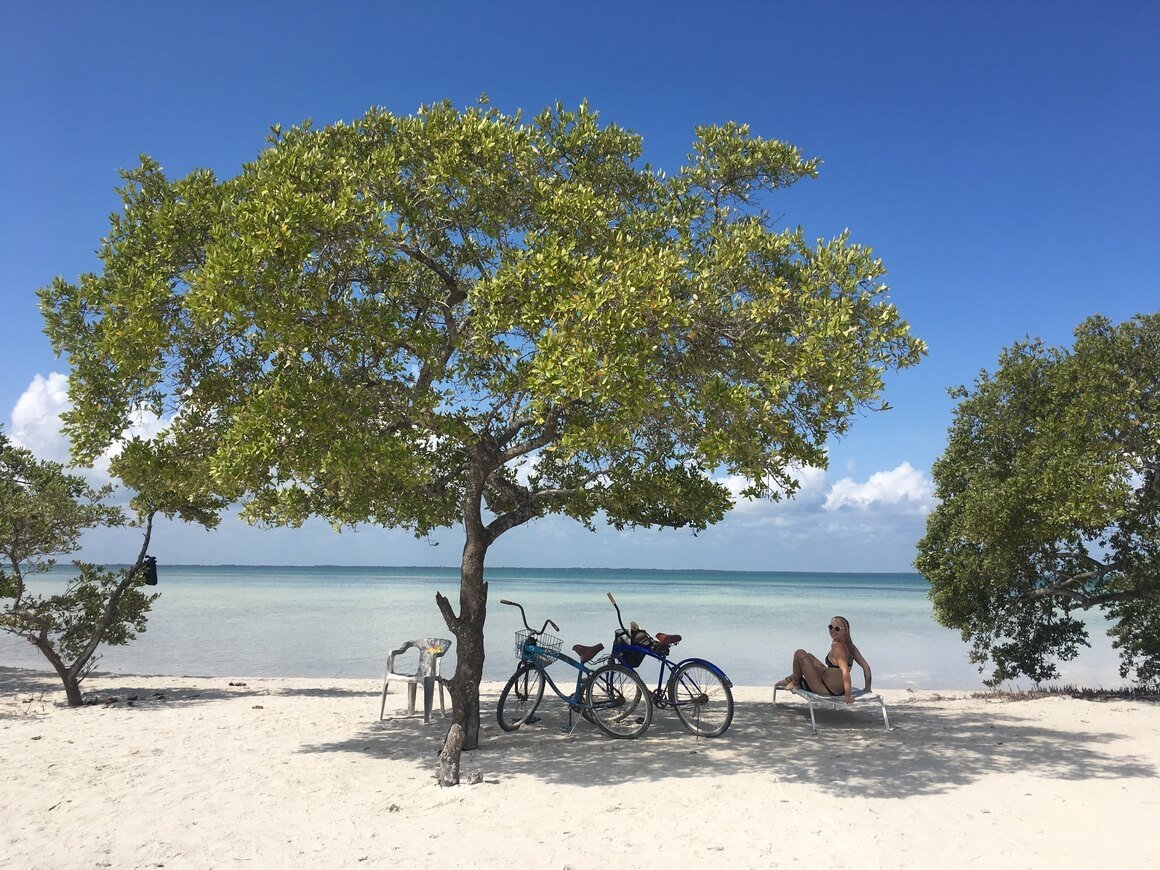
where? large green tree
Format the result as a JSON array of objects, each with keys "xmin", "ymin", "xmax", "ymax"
[
  {"xmin": 0, "ymin": 427, "xmax": 159, "ymax": 706},
  {"xmin": 40, "ymin": 101, "xmax": 924, "ymax": 747},
  {"xmin": 917, "ymin": 314, "xmax": 1160, "ymax": 687}
]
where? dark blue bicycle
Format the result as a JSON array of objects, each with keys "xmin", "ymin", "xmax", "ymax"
[
  {"xmin": 496, "ymin": 599, "xmax": 653, "ymax": 739},
  {"xmin": 606, "ymin": 592, "xmax": 735, "ymax": 737}
]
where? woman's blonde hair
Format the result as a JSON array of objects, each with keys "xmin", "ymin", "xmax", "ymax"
[{"xmin": 832, "ymin": 616, "xmax": 859, "ymax": 658}]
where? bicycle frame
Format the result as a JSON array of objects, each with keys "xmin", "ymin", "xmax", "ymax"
[
  {"xmin": 519, "ymin": 638, "xmax": 595, "ymax": 710},
  {"xmin": 498, "ymin": 598, "xmax": 653, "ymax": 739},
  {"xmin": 611, "ymin": 639, "xmax": 732, "ymax": 708}
]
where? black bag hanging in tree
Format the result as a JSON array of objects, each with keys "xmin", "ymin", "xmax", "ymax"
[{"xmin": 143, "ymin": 555, "xmax": 158, "ymax": 586}]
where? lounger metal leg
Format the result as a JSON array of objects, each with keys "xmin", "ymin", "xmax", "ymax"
[{"xmin": 778, "ymin": 685, "xmax": 893, "ymax": 734}]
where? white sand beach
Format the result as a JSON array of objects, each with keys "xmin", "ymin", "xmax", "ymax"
[{"xmin": 3, "ymin": 669, "xmax": 1158, "ymax": 869}]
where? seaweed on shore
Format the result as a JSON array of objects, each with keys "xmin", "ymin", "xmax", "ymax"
[{"xmin": 973, "ymin": 685, "xmax": 1159, "ymax": 703}]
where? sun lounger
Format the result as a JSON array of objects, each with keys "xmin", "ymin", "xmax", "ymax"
[{"xmin": 773, "ymin": 685, "xmax": 891, "ymax": 733}]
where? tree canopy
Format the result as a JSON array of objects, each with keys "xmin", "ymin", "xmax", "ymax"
[
  {"xmin": 917, "ymin": 314, "xmax": 1160, "ymax": 687},
  {"xmin": 40, "ymin": 101, "xmax": 925, "ymax": 746}
]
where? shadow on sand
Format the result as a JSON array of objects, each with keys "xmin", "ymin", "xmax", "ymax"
[
  {"xmin": 5, "ymin": 666, "xmax": 1153, "ymax": 800},
  {"xmin": 300, "ymin": 690, "xmax": 1159, "ymax": 800},
  {"xmin": 0, "ymin": 666, "xmax": 376, "ymax": 717}
]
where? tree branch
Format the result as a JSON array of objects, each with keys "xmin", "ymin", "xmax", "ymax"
[
  {"xmin": 498, "ymin": 407, "xmax": 566, "ymax": 461},
  {"xmin": 397, "ymin": 243, "xmax": 466, "ymax": 306},
  {"xmin": 66, "ymin": 512, "xmax": 156, "ymax": 682}
]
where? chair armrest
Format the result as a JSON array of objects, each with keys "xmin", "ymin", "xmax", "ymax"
[{"xmin": 386, "ymin": 642, "xmax": 418, "ymax": 676}]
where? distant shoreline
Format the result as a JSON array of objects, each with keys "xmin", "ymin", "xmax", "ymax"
[{"xmin": 36, "ymin": 562, "xmax": 926, "ymax": 577}]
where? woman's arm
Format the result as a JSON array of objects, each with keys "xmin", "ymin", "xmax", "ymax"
[
  {"xmin": 852, "ymin": 647, "xmax": 872, "ymax": 691},
  {"xmin": 833, "ymin": 641, "xmax": 855, "ymax": 703}
]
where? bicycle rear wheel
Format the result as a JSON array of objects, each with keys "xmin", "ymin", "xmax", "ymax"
[
  {"xmin": 585, "ymin": 663, "xmax": 652, "ymax": 739},
  {"xmin": 497, "ymin": 662, "xmax": 546, "ymax": 731},
  {"xmin": 668, "ymin": 661, "xmax": 734, "ymax": 737}
]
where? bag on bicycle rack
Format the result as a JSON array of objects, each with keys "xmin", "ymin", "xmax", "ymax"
[
  {"xmin": 628, "ymin": 622, "xmax": 670, "ymax": 657},
  {"xmin": 614, "ymin": 628, "xmax": 646, "ymax": 667}
]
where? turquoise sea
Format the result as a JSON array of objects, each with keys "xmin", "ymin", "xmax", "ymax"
[{"xmin": 0, "ymin": 565, "xmax": 1127, "ymax": 689}]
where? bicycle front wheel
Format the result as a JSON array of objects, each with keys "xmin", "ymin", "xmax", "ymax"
[
  {"xmin": 668, "ymin": 661, "xmax": 734, "ymax": 737},
  {"xmin": 497, "ymin": 662, "xmax": 546, "ymax": 731},
  {"xmin": 585, "ymin": 663, "xmax": 652, "ymax": 739}
]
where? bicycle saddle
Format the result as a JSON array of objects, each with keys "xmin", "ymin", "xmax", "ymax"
[
  {"xmin": 572, "ymin": 642, "xmax": 605, "ymax": 664},
  {"xmin": 655, "ymin": 632, "xmax": 682, "ymax": 645}
]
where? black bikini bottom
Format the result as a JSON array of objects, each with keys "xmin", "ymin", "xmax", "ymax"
[{"xmin": 800, "ymin": 674, "xmax": 842, "ymax": 696}]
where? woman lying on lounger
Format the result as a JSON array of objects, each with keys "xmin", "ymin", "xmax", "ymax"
[{"xmin": 775, "ymin": 616, "xmax": 871, "ymax": 704}]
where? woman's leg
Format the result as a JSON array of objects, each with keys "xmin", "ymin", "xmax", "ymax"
[
  {"xmin": 794, "ymin": 650, "xmax": 830, "ymax": 693},
  {"xmin": 777, "ymin": 650, "xmax": 828, "ymax": 690},
  {"xmin": 776, "ymin": 649, "xmax": 807, "ymax": 688}
]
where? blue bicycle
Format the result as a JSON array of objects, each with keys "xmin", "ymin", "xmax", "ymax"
[
  {"xmin": 607, "ymin": 592, "xmax": 735, "ymax": 737},
  {"xmin": 496, "ymin": 599, "xmax": 653, "ymax": 739}
]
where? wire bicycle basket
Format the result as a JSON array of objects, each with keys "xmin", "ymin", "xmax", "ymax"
[{"xmin": 515, "ymin": 629, "xmax": 561, "ymax": 668}]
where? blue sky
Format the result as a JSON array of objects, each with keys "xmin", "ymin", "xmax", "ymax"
[{"xmin": 1, "ymin": 2, "xmax": 1156, "ymax": 571}]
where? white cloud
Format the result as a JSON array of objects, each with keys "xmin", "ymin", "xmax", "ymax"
[
  {"xmin": 11, "ymin": 372, "xmax": 73, "ymax": 462},
  {"xmin": 9, "ymin": 372, "xmax": 168, "ymax": 484},
  {"xmin": 823, "ymin": 462, "xmax": 936, "ymax": 513},
  {"xmin": 719, "ymin": 465, "xmax": 829, "ymax": 515},
  {"xmin": 512, "ymin": 452, "xmax": 539, "ymax": 487}
]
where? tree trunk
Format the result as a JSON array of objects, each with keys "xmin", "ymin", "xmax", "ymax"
[
  {"xmin": 437, "ymin": 723, "xmax": 464, "ymax": 787},
  {"xmin": 443, "ymin": 532, "xmax": 488, "ymax": 751},
  {"xmin": 61, "ymin": 672, "xmax": 83, "ymax": 707},
  {"xmin": 435, "ymin": 455, "xmax": 503, "ymax": 780},
  {"xmin": 38, "ymin": 642, "xmax": 84, "ymax": 706}
]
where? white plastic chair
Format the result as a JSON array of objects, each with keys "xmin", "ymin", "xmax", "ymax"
[{"xmin": 380, "ymin": 637, "xmax": 451, "ymax": 724}]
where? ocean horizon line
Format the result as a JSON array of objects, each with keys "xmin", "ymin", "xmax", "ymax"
[{"xmin": 60, "ymin": 562, "xmax": 926, "ymax": 578}]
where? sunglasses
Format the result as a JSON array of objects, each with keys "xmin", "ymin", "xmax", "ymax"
[{"xmin": 828, "ymin": 624, "xmax": 845, "ymax": 631}]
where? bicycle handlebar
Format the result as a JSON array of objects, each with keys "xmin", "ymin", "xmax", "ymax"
[
  {"xmin": 606, "ymin": 591, "xmax": 627, "ymax": 631},
  {"xmin": 500, "ymin": 598, "xmax": 559, "ymax": 635}
]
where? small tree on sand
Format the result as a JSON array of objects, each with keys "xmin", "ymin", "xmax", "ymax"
[
  {"xmin": 0, "ymin": 427, "xmax": 159, "ymax": 706},
  {"xmin": 917, "ymin": 314, "xmax": 1160, "ymax": 687},
  {"xmin": 39, "ymin": 101, "xmax": 925, "ymax": 750}
]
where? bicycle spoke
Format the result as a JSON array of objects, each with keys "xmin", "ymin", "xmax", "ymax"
[
  {"xmin": 669, "ymin": 662, "xmax": 734, "ymax": 737},
  {"xmin": 497, "ymin": 663, "xmax": 546, "ymax": 731},
  {"xmin": 585, "ymin": 664, "xmax": 652, "ymax": 739}
]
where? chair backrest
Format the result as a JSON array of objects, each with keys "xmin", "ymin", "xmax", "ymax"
[{"xmin": 395, "ymin": 637, "xmax": 452, "ymax": 677}]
